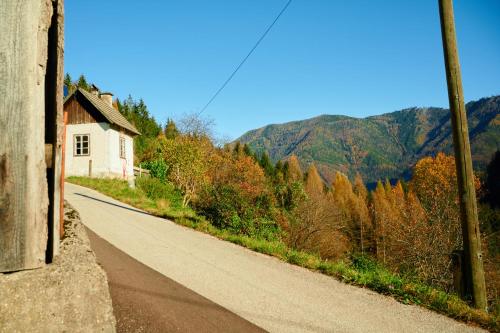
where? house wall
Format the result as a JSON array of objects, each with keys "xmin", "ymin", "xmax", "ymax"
[
  {"xmin": 107, "ymin": 127, "xmax": 134, "ymax": 178},
  {"xmin": 65, "ymin": 123, "xmax": 134, "ymax": 179}
]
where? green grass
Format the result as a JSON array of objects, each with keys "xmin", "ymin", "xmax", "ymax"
[{"xmin": 67, "ymin": 176, "xmax": 498, "ymax": 331}]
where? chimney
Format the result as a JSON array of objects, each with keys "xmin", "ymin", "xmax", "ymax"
[
  {"xmin": 90, "ymin": 84, "xmax": 100, "ymax": 96},
  {"xmin": 99, "ymin": 92, "xmax": 113, "ymax": 107}
]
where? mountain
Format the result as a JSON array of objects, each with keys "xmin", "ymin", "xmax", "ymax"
[{"xmin": 237, "ymin": 95, "xmax": 500, "ymax": 184}]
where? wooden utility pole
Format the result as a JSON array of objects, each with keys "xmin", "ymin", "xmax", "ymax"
[
  {"xmin": 438, "ymin": 0, "xmax": 487, "ymax": 310},
  {"xmin": 0, "ymin": 0, "xmax": 64, "ymax": 272}
]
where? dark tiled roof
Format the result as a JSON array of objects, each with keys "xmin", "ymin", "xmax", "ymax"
[{"xmin": 64, "ymin": 88, "xmax": 141, "ymax": 135}]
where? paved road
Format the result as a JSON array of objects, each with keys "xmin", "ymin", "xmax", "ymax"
[
  {"xmin": 86, "ymin": 227, "xmax": 264, "ymax": 332},
  {"xmin": 65, "ymin": 182, "xmax": 484, "ymax": 333}
]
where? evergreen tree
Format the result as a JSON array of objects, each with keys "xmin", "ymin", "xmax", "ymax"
[
  {"xmin": 233, "ymin": 141, "xmax": 242, "ymax": 156},
  {"xmin": 275, "ymin": 160, "xmax": 284, "ymax": 179},
  {"xmin": 64, "ymin": 73, "xmax": 74, "ymax": 94},
  {"xmin": 243, "ymin": 144, "xmax": 253, "ymax": 157},
  {"xmin": 76, "ymin": 74, "xmax": 90, "ymax": 91},
  {"xmin": 259, "ymin": 152, "xmax": 274, "ymax": 177},
  {"xmin": 164, "ymin": 118, "xmax": 179, "ymax": 139},
  {"xmin": 118, "ymin": 95, "xmax": 162, "ymax": 162}
]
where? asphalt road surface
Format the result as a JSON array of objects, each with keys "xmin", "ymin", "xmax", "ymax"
[{"xmin": 65, "ymin": 182, "xmax": 485, "ymax": 333}]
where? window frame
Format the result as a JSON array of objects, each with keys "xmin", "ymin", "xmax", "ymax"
[
  {"xmin": 119, "ymin": 136, "xmax": 126, "ymax": 159},
  {"xmin": 73, "ymin": 134, "xmax": 90, "ymax": 156}
]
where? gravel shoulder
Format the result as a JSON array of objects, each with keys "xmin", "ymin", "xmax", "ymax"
[{"xmin": 65, "ymin": 182, "xmax": 486, "ymax": 333}]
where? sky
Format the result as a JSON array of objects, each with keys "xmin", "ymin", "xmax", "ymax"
[{"xmin": 65, "ymin": 0, "xmax": 500, "ymax": 139}]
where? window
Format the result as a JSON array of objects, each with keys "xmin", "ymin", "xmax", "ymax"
[
  {"xmin": 74, "ymin": 134, "xmax": 90, "ymax": 156},
  {"xmin": 119, "ymin": 136, "xmax": 126, "ymax": 159}
]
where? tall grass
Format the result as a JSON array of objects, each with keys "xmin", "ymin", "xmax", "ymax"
[{"xmin": 67, "ymin": 176, "xmax": 498, "ymax": 331}]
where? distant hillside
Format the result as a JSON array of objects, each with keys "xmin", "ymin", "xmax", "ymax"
[{"xmin": 237, "ymin": 95, "xmax": 500, "ymax": 184}]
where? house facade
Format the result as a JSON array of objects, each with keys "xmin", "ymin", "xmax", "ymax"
[{"xmin": 63, "ymin": 88, "xmax": 140, "ymax": 179}]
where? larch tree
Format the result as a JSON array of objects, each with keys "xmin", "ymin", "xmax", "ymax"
[
  {"xmin": 285, "ymin": 155, "xmax": 303, "ymax": 183},
  {"xmin": 304, "ymin": 164, "xmax": 324, "ymax": 198},
  {"xmin": 372, "ymin": 180, "xmax": 390, "ymax": 263},
  {"xmin": 353, "ymin": 174, "xmax": 372, "ymax": 254}
]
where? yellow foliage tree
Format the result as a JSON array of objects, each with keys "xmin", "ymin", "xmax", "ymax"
[
  {"xmin": 304, "ymin": 164, "xmax": 324, "ymax": 198},
  {"xmin": 286, "ymin": 155, "xmax": 303, "ymax": 183},
  {"xmin": 353, "ymin": 174, "xmax": 373, "ymax": 254}
]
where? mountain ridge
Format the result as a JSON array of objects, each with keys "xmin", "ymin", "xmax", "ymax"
[{"xmin": 237, "ymin": 95, "xmax": 500, "ymax": 184}]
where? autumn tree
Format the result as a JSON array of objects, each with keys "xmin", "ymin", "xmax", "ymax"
[
  {"xmin": 353, "ymin": 174, "xmax": 373, "ymax": 254},
  {"xmin": 330, "ymin": 172, "xmax": 372, "ymax": 254},
  {"xmin": 160, "ymin": 135, "xmax": 213, "ymax": 207},
  {"xmin": 411, "ymin": 153, "xmax": 467, "ymax": 258},
  {"xmin": 198, "ymin": 150, "xmax": 276, "ymax": 237},
  {"xmin": 410, "ymin": 153, "xmax": 482, "ymax": 288},
  {"xmin": 284, "ymin": 155, "xmax": 303, "ymax": 183},
  {"xmin": 304, "ymin": 164, "xmax": 324, "ymax": 198},
  {"xmin": 371, "ymin": 181, "xmax": 390, "ymax": 263}
]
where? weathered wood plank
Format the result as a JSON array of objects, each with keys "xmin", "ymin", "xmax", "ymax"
[
  {"xmin": 0, "ymin": 0, "xmax": 61, "ymax": 272},
  {"xmin": 65, "ymin": 94, "xmax": 107, "ymax": 125},
  {"xmin": 45, "ymin": 0, "xmax": 64, "ymax": 260}
]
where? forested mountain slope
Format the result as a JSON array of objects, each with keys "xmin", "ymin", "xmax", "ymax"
[{"xmin": 237, "ymin": 95, "xmax": 500, "ymax": 183}]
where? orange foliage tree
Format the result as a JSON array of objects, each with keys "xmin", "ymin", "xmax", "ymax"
[{"xmin": 410, "ymin": 153, "xmax": 481, "ymax": 288}]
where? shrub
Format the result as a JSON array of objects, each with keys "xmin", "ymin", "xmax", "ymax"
[
  {"xmin": 136, "ymin": 176, "xmax": 181, "ymax": 207},
  {"xmin": 141, "ymin": 159, "xmax": 169, "ymax": 182}
]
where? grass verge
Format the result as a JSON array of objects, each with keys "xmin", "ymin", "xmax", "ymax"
[{"xmin": 67, "ymin": 176, "xmax": 498, "ymax": 331}]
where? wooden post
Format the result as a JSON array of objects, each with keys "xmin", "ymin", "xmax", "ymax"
[
  {"xmin": 60, "ymin": 110, "xmax": 68, "ymax": 238},
  {"xmin": 45, "ymin": 0, "xmax": 64, "ymax": 261},
  {"xmin": 0, "ymin": 0, "xmax": 64, "ymax": 272},
  {"xmin": 438, "ymin": 0, "xmax": 488, "ymax": 310}
]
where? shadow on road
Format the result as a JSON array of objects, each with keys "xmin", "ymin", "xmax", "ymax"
[{"xmin": 74, "ymin": 192, "xmax": 153, "ymax": 217}]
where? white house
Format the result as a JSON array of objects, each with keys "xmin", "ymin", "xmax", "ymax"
[{"xmin": 63, "ymin": 88, "xmax": 140, "ymax": 179}]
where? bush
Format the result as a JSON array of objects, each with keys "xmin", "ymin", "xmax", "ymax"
[
  {"xmin": 141, "ymin": 159, "xmax": 169, "ymax": 182},
  {"xmin": 196, "ymin": 184, "xmax": 280, "ymax": 240},
  {"xmin": 136, "ymin": 176, "xmax": 181, "ymax": 207}
]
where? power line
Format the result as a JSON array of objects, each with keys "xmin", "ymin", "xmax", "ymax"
[{"xmin": 197, "ymin": 0, "xmax": 293, "ymax": 115}]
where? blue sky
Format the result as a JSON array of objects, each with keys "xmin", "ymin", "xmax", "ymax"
[{"xmin": 65, "ymin": 0, "xmax": 500, "ymax": 139}]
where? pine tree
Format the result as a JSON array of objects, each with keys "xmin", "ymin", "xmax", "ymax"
[
  {"xmin": 164, "ymin": 118, "xmax": 179, "ymax": 139},
  {"xmin": 275, "ymin": 160, "xmax": 283, "ymax": 174},
  {"xmin": 243, "ymin": 144, "xmax": 253, "ymax": 157},
  {"xmin": 76, "ymin": 74, "xmax": 89, "ymax": 91},
  {"xmin": 259, "ymin": 152, "xmax": 274, "ymax": 177},
  {"xmin": 64, "ymin": 73, "xmax": 74, "ymax": 94}
]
